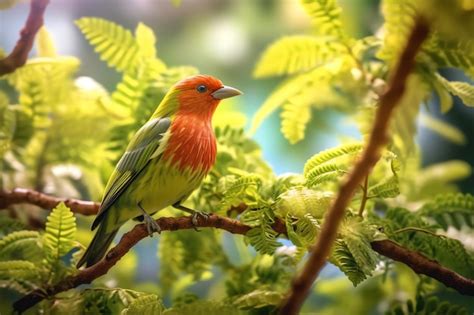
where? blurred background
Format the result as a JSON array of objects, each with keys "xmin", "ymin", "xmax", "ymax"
[
  {"xmin": 1, "ymin": 0, "xmax": 473, "ymax": 188},
  {"xmin": 1, "ymin": 0, "xmax": 473, "ymax": 313}
]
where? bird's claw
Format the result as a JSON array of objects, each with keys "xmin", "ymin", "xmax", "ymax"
[
  {"xmin": 143, "ymin": 215, "xmax": 161, "ymax": 236},
  {"xmin": 191, "ymin": 210, "xmax": 210, "ymax": 231}
]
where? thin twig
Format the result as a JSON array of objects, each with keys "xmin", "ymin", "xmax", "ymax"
[
  {"xmin": 3, "ymin": 186, "xmax": 473, "ymax": 312},
  {"xmin": 393, "ymin": 227, "xmax": 446, "ymax": 238},
  {"xmin": 0, "ymin": 0, "xmax": 50, "ymax": 75},
  {"xmin": 278, "ymin": 18, "xmax": 431, "ymax": 315}
]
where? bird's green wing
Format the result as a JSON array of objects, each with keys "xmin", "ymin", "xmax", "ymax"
[{"xmin": 91, "ymin": 117, "xmax": 171, "ymax": 230}]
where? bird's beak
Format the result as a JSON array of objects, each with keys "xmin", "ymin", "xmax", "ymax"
[{"xmin": 211, "ymin": 85, "xmax": 243, "ymax": 100}]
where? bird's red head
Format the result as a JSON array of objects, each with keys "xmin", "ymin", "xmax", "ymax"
[{"xmin": 174, "ymin": 75, "xmax": 242, "ymax": 119}]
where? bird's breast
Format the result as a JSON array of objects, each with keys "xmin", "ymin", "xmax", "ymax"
[{"xmin": 162, "ymin": 115, "xmax": 217, "ymax": 175}]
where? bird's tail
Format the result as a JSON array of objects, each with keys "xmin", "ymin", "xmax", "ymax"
[{"xmin": 76, "ymin": 222, "xmax": 118, "ymax": 268}]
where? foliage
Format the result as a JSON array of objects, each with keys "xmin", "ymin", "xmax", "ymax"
[
  {"xmin": 252, "ymin": 0, "xmax": 474, "ymax": 146},
  {"xmin": 1, "ymin": 1, "xmax": 474, "ymax": 314}
]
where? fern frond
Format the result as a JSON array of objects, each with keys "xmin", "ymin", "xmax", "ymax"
[
  {"xmin": 293, "ymin": 214, "xmax": 320, "ymax": 245},
  {"xmin": 0, "ymin": 260, "xmax": 39, "ymax": 280},
  {"xmin": 415, "ymin": 161, "xmax": 471, "ymax": 194},
  {"xmin": 426, "ymin": 35, "xmax": 474, "ymax": 79},
  {"xmin": 36, "ymin": 26, "xmax": 57, "ymax": 58},
  {"xmin": 135, "ymin": 22, "xmax": 157, "ymax": 59},
  {"xmin": 250, "ymin": 70, "xmax": 316, "ymax": 134},
  {"xmin": 276, "ymin": 187, "xmax": 332, "ymax": 219},
  {"xmin": 419, "ymin": 113, "xmax": 466, "ymax": 144},
  {"xmin": 76, "ymin": 17, "xmax": 140, "ymax": 72},
  {"xmin": 0, "ymin": 101, "xmax": 15, "ymax": 156},
  {"xmin": 164, "ymin": 300, "xmax": 244, "ymax": 315},
  {"xmin": 0, "ymin": 279, "xmax": 37, "ymax": 294},
  {"xmin": 368, "ymin": 175, "xmax": 400, "ymax": 199},
  {"xmin": 246, "ymin": 224, "xmax": 281, "ymax": 255},
  {"xmin": 0, "ymin": 230, "xmax": 41, "ymax": 261},
  {"xmin": 122, "ymin": 294, "xmax": 165, "ymax": 315},
  {"xmin": 154, "ymin": 66, "xmax": 199, "ymax": 90},
  {"xmin": 387, "ymin": 295, "xmax": 470, "ymax": 315},
  {"xmin": 330, "ymin": 240, "xmax": 367, "ymax": 286},
  {"xmin": 240, "ymin": 209, "xmax": 264, "ymax": 227},
  {"xmin": 390, "ymin": 74, "xmax": 429, "ymax": 158},
  {"xmin": 304, "ymin": 143, "xmax": 362, "ymax": 176},
  {"xmin": 299, "ymin": 0, "xmax": 346, "ymax": 39},
  {"xmin": 232, "ymin": 289, "xmax": 284, "ymax": 309},
  {"xmin": 221, "ymin": 174, "xmax": 262, "ymax": 210},
  {"xmin": 419, "ymin": 193, "xmax": 474, "ymax": 230},
  {"xmin": 378, "ymin": 0, "xmax": 417, "ymax": 62},
  {"xmin": 43, "ymin": 202, "xmax": 76, "ymax": 262},
  {"xmin": 7, "ymin": 57, "xmax": 79, "ymax": 128},
  {"xmin": 280, "ymin": 101, "xmax": 312, "ymax": 144},
  {"xmin": 253, "ymin": 36, "xmax": 343, "ymax": 78},
  {"xmin": 0, "ymin": 214, "xmax": 28, "ymax": 235},
  {"xmin": 438, "ymin": 75, "xmax": 474, "ymax": 107}
]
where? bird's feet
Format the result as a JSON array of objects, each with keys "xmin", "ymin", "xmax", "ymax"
[
  {"xmin": 190, "ymin": 210, "xmax": 210, "ymax": 227},
  {"xmin": 172, "ymin": 203, "xmax": 210, "ymax": 230},
  {"xmin": 138, "ymin": 202, "xmax": 161, "ymax": 236}
]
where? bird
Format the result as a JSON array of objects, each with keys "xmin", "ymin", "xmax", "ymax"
[{"xmin": 77, "ymin": 75, "xmax": 242, "ymax": 268}]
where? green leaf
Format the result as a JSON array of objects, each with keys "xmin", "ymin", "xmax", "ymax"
[
  {"xmin": 0, "ymin": 260, "xmax": 39, "ymax": 280},
  {"xmin": 0, "ymin": 230, "xmax": 41, "ymax": 261},
  {"xmin": 43, "ymin": 202, "xmax": 76, "ymax": 262},
  {"xmin": 233, "ymin": 289, "xmax": 284, "ymax": 309},
  {"xmin": 280, "ymin": 101, "xmax": 312, "ymax": 144},
  {"xmin": 276, "ymin": 187, "xmax": 332, "ymax": 219},
  {"xmin": 390, "ymin": 74, "xmax": 429, "ymax": 158},
  {"xmin": 368, "ymin": 175, "xmax": 400, "ymax": 199},
  {"xmin": 419, "ymin": 193, "xmax": 474, "ymax": 230},
  {"xmin": 0, "ymin": 99, "xmax": 15, "ymax": 157},
  {"xmin": 121, "ymin": 294, "xmax": 165, "ymax": 315},
  {"xmin": 425, "ymin": 35, "xmax": 474, "ymax": 79},
  {"xmin": 304, "ymin": 143, "xmax": 363, "ymax": 176},
  {"xmin": 36, "ymin": 26, "xmax": 57, "ymax": 58},
  {"xmin": 330, "ymin": 240, "xmax": 368, "ymax": 286},
  {"xmin": 76, "ymin": 17, "xmax": 140, "ymax": 72},
  {"xmin": 253, "ymin": 36, "xmax": 343, "ymax": 78},
  {"xmin": 164, "ymin": 300, "xmax": 244, "ymax": 315},
  {"xmin": 387, "ymin": 295, "xmax": 470, "ymax": 315},
  {"xmin": 246, "ymin": 224, "xmax": 281, "ymax": 255},
  {"xmin": 299, "ymin": 0, "xmax": 346, "ymax": 40},
  {"xmin": 135, "ymin": 22, "xmax": 157, "ymax": 59},
  {"xmin": 378, "ymin": 0, "xmax": 418, "ymax": 62},
  {"xmin": 250, "ymin": 70, "xmax": 317, "ymax": 134},
  {"xmin": 419, "ymin": 113, "xmax": 466, "ymax": 145},
  {"xmin": 438, "ymin": 76, "xmax": 474, "ymax": 107}
]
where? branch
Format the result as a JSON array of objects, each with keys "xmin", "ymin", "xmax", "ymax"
[
  {"xmin": 5, "ymin": 188, "xmax": 474, "ymax": 312},
  {"xmin": 0, "ymin": 188, "xmax": 99, "ymax": 216},
  {"xmin": 371, "ymin": 240, "xmax": 474, "ymax": 296},
  {"xmin": 0, "ymin": 0, "xmax": 50, "ymax": 75},
  {"xmin": 279, "ymin": 18, "xmax": 431, "ymax": 315},
  {"xmin": 12, "ymin": 214, "xmax": 284, "ymax": 312}
]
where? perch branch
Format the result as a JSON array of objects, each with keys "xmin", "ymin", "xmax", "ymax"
[
  {"xmin": 279, "ymin": 17, "xmax": 431, "ymax": 315},
  {"xmin": 0, "ymin": 0, "xmax": 50, "ymax": 75},
  {"xmin": 4, "ymin": 187, "xmax": 474, "ymax": 313}
]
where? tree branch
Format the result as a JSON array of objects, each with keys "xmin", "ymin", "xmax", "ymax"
[
  {"xmin": 371, "ymin": 240, "xmax": 474, "ymax": 296},
  {"xmin": 0, "ymin": 0, "xmax": 50, "ymax": 75},
  {"xmin": 3, "ymin": 187, "xmax": 473, "ymax": 313},
  {"xmin": 278, "ymin": 18, "xmax": 431, "ymax": 315},
  {"xmin": 0, "ymin": 188, "xmax": 99, "ymax": 216}
]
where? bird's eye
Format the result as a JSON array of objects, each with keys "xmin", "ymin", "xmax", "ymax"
[{"xmin": 196, "ymin": 85, "xmax": 207, "ymax": 93}]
